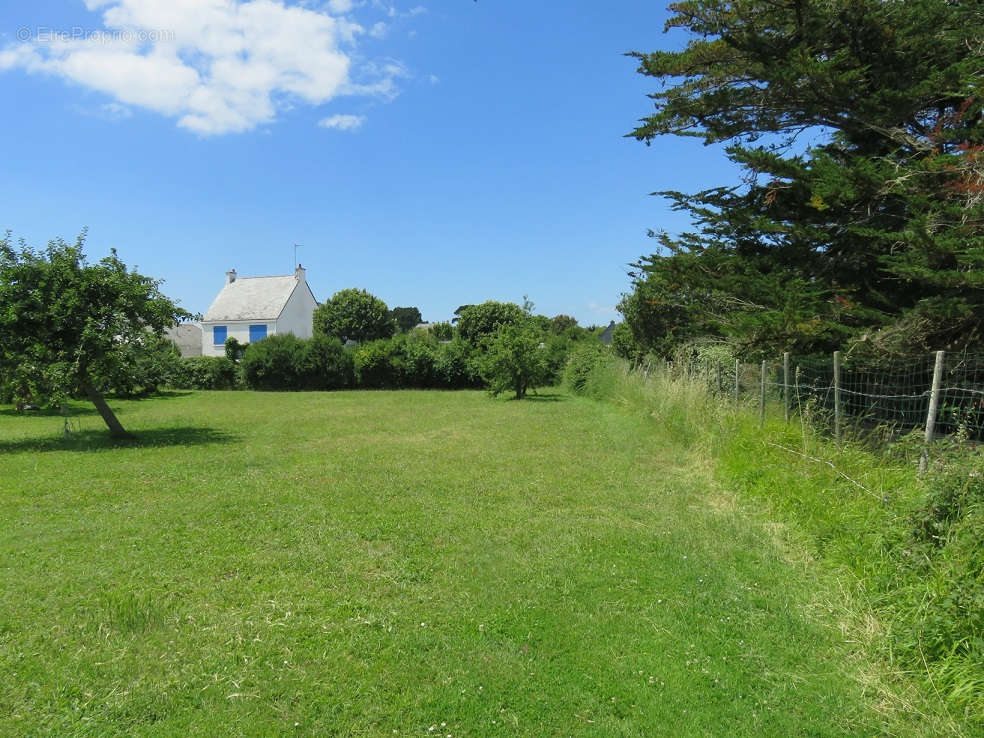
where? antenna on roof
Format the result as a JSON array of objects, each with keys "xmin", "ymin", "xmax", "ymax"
[{"xmin": 293, "ymin": 243, "xmax": 302, "ymax": 274}]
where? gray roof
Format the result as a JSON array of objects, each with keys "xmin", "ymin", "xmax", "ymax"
[
  {"xmin": 165, "ymin": 323, "xmax": 202, "ymax": 357},
  {"xmin": 203, "ymin": 275, "xmax": 300, "ymax": 322},
  {"xmin": 599, "ymin": 321, "xmax": 616, "ymax": 345}
]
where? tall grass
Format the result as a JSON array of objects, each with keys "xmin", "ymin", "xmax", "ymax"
[{"xmin": 570, "ymin": 354, "xmax": 984, "ymax": 732}]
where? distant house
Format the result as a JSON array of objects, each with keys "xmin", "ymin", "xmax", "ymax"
[
  {"xmin": 201, "ymin": 265, "xmax": 317, "ymax": 357},
  {"xmin": 599, "ymin": 321, "xmax": 616, "ymax": 346},
  {"xmin": 165, "ymin": 322, "xmax": 203, "ymax": 357}
]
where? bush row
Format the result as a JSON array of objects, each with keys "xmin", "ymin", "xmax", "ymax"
[{"xmin": 167, "ymin": 328, "xmax": 596, "ymax": 394}]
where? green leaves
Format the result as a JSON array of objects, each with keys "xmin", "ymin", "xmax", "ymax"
[
  {"xmin": 622, "ymin": 0, "xmax": 984, "ymax": 357},
  {"xmin": 312, "ymin": 288, "xmax": 395, "ymax": 343},
  {"xmin": 0, "ymin": 233, "xmax": 190, "ymax": 419}
]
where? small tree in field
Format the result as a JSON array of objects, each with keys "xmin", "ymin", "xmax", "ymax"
[
  {"xmin": 0, "ymin": 232, "xmax": 191, "ymax": 438},
  {"xmin": 480, "ymin": 321, "xmax": 550, "ymax": 399}
]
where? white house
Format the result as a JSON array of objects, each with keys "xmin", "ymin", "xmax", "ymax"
[{"xmin": 201, "ymin": 265, "xmax": 318, "ymax": 356}]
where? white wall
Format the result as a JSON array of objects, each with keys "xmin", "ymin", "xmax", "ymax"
[
  {"xmin": 277, "ymin": 281, "xmax": 317, "ymax": 339},
  {"xmin": 201, "ymin": 321, "xmax": 274, "ymax": 356},
  {"xmin": 199, "ymin": 281, "xmax": 316, "ymax": 356}
]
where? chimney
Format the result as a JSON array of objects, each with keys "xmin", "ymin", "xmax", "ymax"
[
  {"xmin": 226, "ymin": 268, "xmax": 237, "ymax": 284},
  {"xmin": 295, "ymin": 263, "xmax": 306, "ymax": 282}
]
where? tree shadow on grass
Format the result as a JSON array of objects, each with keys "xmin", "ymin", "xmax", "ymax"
[
  {"xmin": 522, "ymin": 392, "xmax": 568, "ymax": 403},
  {"xmin": 0, "ymin": 391, "xmax": 194, "ymax": 418},
  {"xmin": 0, "ymin": 406, "xmax": 99, "ymax": 418},
  {"xmin": 0, "ymin": 426, "xmax": 239, "ymax": 454}
]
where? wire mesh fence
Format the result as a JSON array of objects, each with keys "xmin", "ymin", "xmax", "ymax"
[{"xmin": 716, "ymin": 351, "xmax": 984, "ymax": 444}]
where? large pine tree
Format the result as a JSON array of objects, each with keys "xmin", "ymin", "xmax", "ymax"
[{"xmin": 623, "ymin": 0, "xmax": 983, "ymax": 358}]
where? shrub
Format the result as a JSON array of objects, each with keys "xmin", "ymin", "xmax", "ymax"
[
  {"xmin": 353, "ymin": 338, "xmax": 405, "ymax": 388},
  {"xmin": 96, "ymin": 332, "xmax": 183, "ymax": 397},
  {"xmin": 398, "ymin": 333, "xmax": 437, "ymax": 387},
  {"xmin": 431, "ymin": 322, "xmax": 454, "ymax": 342},
  {"xmin": 434, "ymin": 338, "xmax": 481, "ymax": 389},
  {"xmin": 300, "ymin": 335, "xmax": 354, "ymax": 390},
  {"xmin": 224, "ymin": 336, "xmax": 246, "ymax": 361},
  {"xmin": 480, "ymin": 321, "xmax": 550, "ymax": 399},
  {"xmin": 240, "ymin": 334, "xmax": 306, "ymax": 390},
  {"xmin": 240, "ymin": 334, "xmax": 354, "ymax": 391},
  {"xmin": 564, "ymin": 343, "xmax": 609, "ymax": 395},
  {"xmin": 171, "ymin": 356, "xmax": 239, "ymax": 390}
]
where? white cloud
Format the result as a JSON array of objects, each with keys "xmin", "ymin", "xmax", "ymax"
[
  {"xmin": 427, "ymin": 73, "xmax": 439, "ymax": 85},
  {"xmin": 318, "ymin": 113, "xmax": 365, "ymax": 131},
  {"xmin": 0, "ymin": 0, "xmax": 408, "ymax": 135},
  {"xmin": 100, "ymin": 101, "xmax": 133, "ymax": 118},
  {"xmin": 368, "ymin": 22, "xmax": 388, "ymax": 38}
]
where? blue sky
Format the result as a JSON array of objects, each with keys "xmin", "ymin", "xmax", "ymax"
[{"xmin": 0, "ymin": 1, "xmax": 738, "ymax": 326}]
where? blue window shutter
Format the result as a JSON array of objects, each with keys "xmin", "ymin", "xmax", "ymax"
[
  {"xmin": 213, "ymin": 326, "xmax": 227, "ymax": 345},
  {"xmin": 249, "ymin": 324, "xmax": 267, "ymax": 342}
]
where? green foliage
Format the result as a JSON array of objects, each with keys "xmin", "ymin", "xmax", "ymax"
[
  {"xmin": 433, "ymin": 337, "xmax": 481, "ymax": 389},
  {"xmin": 898, "ymin": 443, "xmax": 984, "ymax": 676},
  {"xmin": 353, "ymin": 338, "xmax": 405, "ymax": 388},
  {"xmin": 549, "ymin": 314, "xmax": 578, "ymax": 334},
  {"xmin": 610, "ymin": 322, "xmax": 637, "ymax": 361},
  {"xmin": 240, "ymin": 334, "xmax": 353, "ymax": 391},
  {"xmin": 224, "ymin": 336, "xmax": 245, "ymax": 362},
  {"xmin": 171, "ymin": 356, "xmax": 239, "ymax": 390},
  {"xmin": 302, "ymin": 335, "xmax": 355, "ymax": 390},
  {"xmin": 353, "ymin": 333, "xmax": 443, "ymax": 389},
  {"xmin": 389, "ymin": 306, "xmax": 423, "ymax": 333},
  {"xmin": 94, "ymin": 332, "xmax": 183, "ymax": 398},
  {"xmin": 480, "ymin": 321, "xmax": 550, "ymax": 399},
  {"xmin": 456, "ymin": 301, "xmax": 525, "ymax": 346},
  {"xmin": 564, "ymin": 343, "xmax": 609, "ymax": 395},
  {"xmin": 313, "ymin": 288, "xmax": 396, "ymax": 343},
  {"xmin": 574, "ymin": 355, "xmax": 983, "ymax": 723},
  {"xmin": 0, "ymin": 232, "xmax": 191, "ymax": 436},
  {"xmin": 626, "ymin": 0, "xmax": 984, "ymax": 356},
  {"xmin": 430, "ymin": 321, "xmax": 454, "ymax": 342}
]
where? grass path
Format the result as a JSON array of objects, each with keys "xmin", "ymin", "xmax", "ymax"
[{"xmin": 0, "ymin": 391, "xmax": 924, "ymax": 735}]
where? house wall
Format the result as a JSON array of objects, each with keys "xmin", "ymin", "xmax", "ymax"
[
  {"xmin": 165, "ymin": 323, "xmax": 203, "ymax": 357},
  {"xmin": 276, "ymin": 282, "xmax": 317, "ymax": 339},
  {"xmin": 201, "ymin": 321, "xmax": 274, "ymax": 356}
]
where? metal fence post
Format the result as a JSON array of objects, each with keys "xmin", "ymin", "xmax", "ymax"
[
  {"xmin": 919, "ymin": 350, "xmax": 945, "ymax": 475},
  {"xmin": 760, "ymin": 360, "xmax": 767, "ymax": 428},
  {"xmin": 783, "ymin": 352, "xmax": 791, "ymax": 423},
  {"xmin": 833, "ymin": 351, "xmax": 842, "ymax": 442}
]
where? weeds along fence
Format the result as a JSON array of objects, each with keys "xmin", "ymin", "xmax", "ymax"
[{"xmin": 665, "ymin": 350, "xmax": 984, "ymax": 468}]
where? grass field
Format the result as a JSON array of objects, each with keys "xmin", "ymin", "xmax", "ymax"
[{"xmin": 0, "ymin": 390, "xmax": 942, "ymax": 736}]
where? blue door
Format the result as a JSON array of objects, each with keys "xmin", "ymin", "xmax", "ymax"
[{"xmin": 249, "ymin": 324, "xmax": 268, "ymax": 342}]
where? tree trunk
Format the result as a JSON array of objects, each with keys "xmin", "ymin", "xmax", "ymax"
[{"xmin": 82, "ymin": 381, "xmax": 134, "ymax": 439}]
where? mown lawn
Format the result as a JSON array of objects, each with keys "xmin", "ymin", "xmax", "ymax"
[{"xmin": 0, "ymin": 390, "xmax": 925, "ymax": 736}]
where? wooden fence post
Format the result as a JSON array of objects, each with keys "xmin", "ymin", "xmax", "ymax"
[
  {"xmin": 794, "ymin": 365, "xmax": 801, "ymax": 415},
  {"xmin": 734, "ymin": 359, "xmax": 740, "ymax": 407},
  {"xmin": 783, "ymin": 352, "xmax": 791, "ymax": 423},
  {"xmin": 833, "ymin": 351, "xmax": 842, "ymax": 442},
  {"xmin": 759, "ymin": 360, "xmax": 767, "ymax": 428},
  {"xmin": 919, "ymin": 350, "xmax": 945, "ymax": 475}
]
